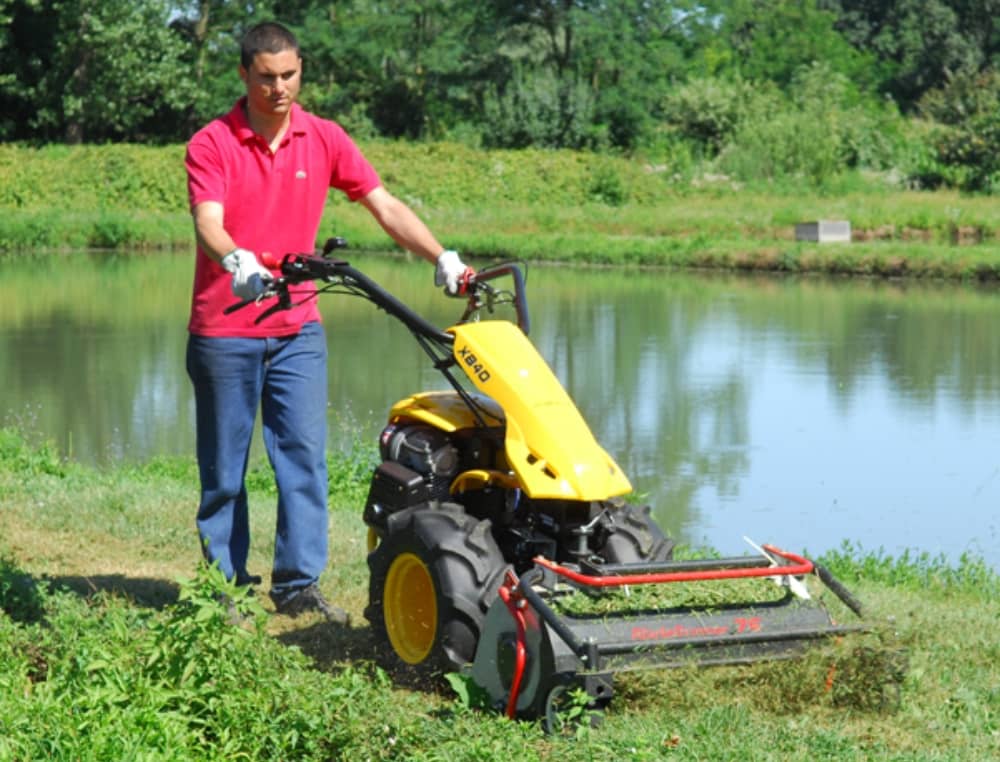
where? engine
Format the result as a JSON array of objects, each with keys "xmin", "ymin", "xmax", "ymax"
[{"xmin": 379, "ymin": 423, "xmax": 460, "ymax": 499}]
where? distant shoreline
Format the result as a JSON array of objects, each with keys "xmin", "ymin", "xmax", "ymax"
[{"xmin": 4, "ymin": 142, "xmax": 1000, "ymax": 281}]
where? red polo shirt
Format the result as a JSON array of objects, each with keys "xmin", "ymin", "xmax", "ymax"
[{"xmin": 185, "ymin": 98, "xmax": 381, "ymax": 337}]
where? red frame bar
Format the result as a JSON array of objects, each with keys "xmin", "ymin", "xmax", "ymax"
[
  {"xmin": 533, "ymin": 544, "xmax": 814, "ymax": 588},
  {"xmin": 498, "ymin": 570, "xmax": 528, "ymax": 719}
]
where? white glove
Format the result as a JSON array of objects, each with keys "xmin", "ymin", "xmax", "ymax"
[
  {"xmin": 434, "ymin": 250, "xmax": 473, "ymax": 295},
  {"xmin": 221, "ymin": 248, "xmax": 273, "ymax": 300}
]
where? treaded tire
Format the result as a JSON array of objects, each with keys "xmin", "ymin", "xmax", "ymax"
[
  {"xmin": 366, "ymin": 502, "xmax": 507, "ymax": 674},
  {"xmin": 600, "ymin": 503, "xmax": 675, "ymax": 563}
]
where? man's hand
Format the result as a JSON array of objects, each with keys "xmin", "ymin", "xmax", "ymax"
[
  {"xmin": 221, "ymin": 248, "xmax": 273, "ymax": 300},
  {"xmin": 434, "ymin": 250, "xmax": 474, "ymax": 295}
]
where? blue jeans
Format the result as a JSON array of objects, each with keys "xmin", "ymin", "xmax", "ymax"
[{"xmin": 186, "ymin": 322, "xmax": 328, "ymax": 598}]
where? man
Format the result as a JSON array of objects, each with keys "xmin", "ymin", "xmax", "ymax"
[{"xmin": 184, "ymin": 21, "xmax": 471, "ymax": 623}]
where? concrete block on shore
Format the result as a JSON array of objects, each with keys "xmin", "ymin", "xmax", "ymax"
[{"xmin": 795, "ymin": 220, "xmax": 851, "ymax": 243}]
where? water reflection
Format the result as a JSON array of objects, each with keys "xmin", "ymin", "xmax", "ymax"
[{"xmin": 1, "ymin": 252, "xmax": 997, "ymax": 568}]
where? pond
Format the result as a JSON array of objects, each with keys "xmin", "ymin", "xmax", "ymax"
[{"xmin": 2, "ymin": 251, "xmax": 997, "ymax": 569}]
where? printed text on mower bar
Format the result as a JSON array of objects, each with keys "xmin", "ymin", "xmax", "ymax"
[{"xmin": 631, "ymin": 617, "xmax": 762, "ymax": 641}]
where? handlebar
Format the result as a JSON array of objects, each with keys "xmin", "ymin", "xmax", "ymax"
[
  {"xmin": 459, "ymin": 261, "xmax": 530, "ymax": 335},
  {"xmin": 223, "ymin": 239, "xmax": 530, "ymax": 342}
]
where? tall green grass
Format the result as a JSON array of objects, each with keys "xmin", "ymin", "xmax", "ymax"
[{"xmin": 1, "ymin": 427, "xmax": 997, "ymax": 759}]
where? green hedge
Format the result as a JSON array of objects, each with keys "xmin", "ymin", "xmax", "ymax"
[{"xmin": 0, "ymin": 142, "xmax": 664, "ymax": 213}]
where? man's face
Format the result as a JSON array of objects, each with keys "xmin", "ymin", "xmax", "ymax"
[{"xmin": 239, "ymin": 49, "xmax": 302, "ymax": 118}]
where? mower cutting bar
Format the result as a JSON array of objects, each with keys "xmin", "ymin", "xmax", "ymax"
[
  {"xmin": 593, "ymin": 623, "xmax": 865, "ymax": 658},
  {"xmin": 511, "ymin": 567, "xmax": 858, "ymax": 672}
]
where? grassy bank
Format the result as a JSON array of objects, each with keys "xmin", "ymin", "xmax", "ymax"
[
  {"xmin": 4, "ymin": 143, "xmax": 1000, "ymax": 280},
  {"xmin": 1, "ymin": 428, "xmax": 997, "ymax": 760}
]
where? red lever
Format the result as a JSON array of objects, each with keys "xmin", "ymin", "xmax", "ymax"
[{"xmin": 458, "ymin": 267, "xmax": 476, "ymax": 295}]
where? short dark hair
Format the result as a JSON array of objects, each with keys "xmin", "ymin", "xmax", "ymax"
[{"xmin": 240, "ymin": 22, "xmax": 300, "ymax": 68}]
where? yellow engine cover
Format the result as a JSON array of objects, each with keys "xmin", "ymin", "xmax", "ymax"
[
  {"xmin": 443, "ymin": 320, "xmax": 632, "ymax": 501},
  {"xmin": 388, "ymin": 390, "xmax": 504, "ymax": 432}
]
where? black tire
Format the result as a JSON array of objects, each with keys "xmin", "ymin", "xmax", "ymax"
[
  {"xmin": 366, "ymin": 502, "xmax": 507, "ymax": 674},
  {"xmin": 599, "ymin": 503, "xmax": 675, "ymax": 564}
]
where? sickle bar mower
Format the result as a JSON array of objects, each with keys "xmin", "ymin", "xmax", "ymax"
[{"xmin": 467, "ymin": 545, "xmax": 866, "ymax": 724}]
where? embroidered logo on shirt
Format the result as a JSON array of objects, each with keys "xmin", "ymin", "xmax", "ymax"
[{"xmin": 295, "ymin": 170, "xmax": 307, "ymax": 179}]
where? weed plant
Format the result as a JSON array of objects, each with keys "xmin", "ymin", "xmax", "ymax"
[{"xmin": 1, "ymin": 427, "xmax": 998, "ymax": 760}]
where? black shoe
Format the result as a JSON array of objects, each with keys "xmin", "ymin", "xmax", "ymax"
[
  {"xmin": 235, "ymin": 573, "xmax": 263, "ymax": 588},
  {"xmin": 272, "ymin": 584, "xmax": 350, "ymax": 625}
]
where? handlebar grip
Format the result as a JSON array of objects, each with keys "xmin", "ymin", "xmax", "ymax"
[
  {"xmin": 322, "ymin": 237, "xmax": 349, "ymax": 255},
  {"xmin": 223, "ymin": 274, "xmax": 271, "ymax": 314},
  {"xmin": 470, "ymin": 263, "xmax": 510, "ymax": 284}
]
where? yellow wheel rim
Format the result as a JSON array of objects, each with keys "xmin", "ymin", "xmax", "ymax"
[
  {"xmin": 367, "ymin": 527, "xmax": 379, "ymax": 553},
  {"xmin": 384, "ymin": 552, "xmax": 437, "ymax": 664}
]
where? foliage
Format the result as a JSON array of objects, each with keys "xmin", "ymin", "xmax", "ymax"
[
  {"xmin": 168, "ymin": 0, "xmax": 278, "ymax": 135},
  {"xmin": 0, "ymin": 427, "xmax": 65, "ymax": 477},
  {"xmin": 660, "ymin": 76, "xmax": 759, "ymax": 157},
  {"xmin": 717, "ymin": 61, "xmax": 912, "ymax": 186},
  {"xmin": 290, "ymin": 0, "xmax": 484, "ymax": 140},
  {"xmin": 917, "ymin": 68, "xmax": 1000, "ymax": 192},
  {"xmin": 1, "ymin": 425, "xmax": 999, "ymax": 758},
  {"xmin": 826, "ymin": 0, "xmax": 1000, "ymax": 111},
  {"xmin": 0, "ymin": 0, "xmax": 198, "ymax": 143},
  {"xmin": 0, "ymin": 563, "xmax": 378, "ymax": 759},
  {"xmin": 818, "ymin": 540, "xmax": 1000, "ymax": 603},
  {"xmin": 481, "ymin": 64, "xmax": 598, "ymax": 150},
  {"xmin": 0, "ymin": 0, "xmax": 998, "ymax": 191},
  {"xmin": 477, "ymin": 0, "xmax": 710, "ymax": 150},
  {"xmin": 0, "ymin": 144, "xmax": 187, "ymax": 211},
  {"xmin": 326, "ymin": 431, "xmax": 381, "ymax": 508},
  {"xmin": 12, "ymin": 142, "xmax": 1000, "ymax": 282},
  {"xmin": 444, "ymin": 671, "xmax": 494, "ymax": 711},
  {"xmin": 708, "ymin": 0, "xmax": 877, "ymax": 90},
  {"xmin": 0, "ymin": 555, "xmax": 45, "ymax": 622}
]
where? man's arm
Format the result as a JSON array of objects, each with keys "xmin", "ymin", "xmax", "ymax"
[
  {"xmin": 358, "ymin": 186, "xmax": 446, "ymax": 263},
  {"xmin": 192, "ymin": 201, "xmax": 239, "ymax": 264},
  {"xmin": 192, "ymin": 200, "xmax": 272, "ymax": 299}
]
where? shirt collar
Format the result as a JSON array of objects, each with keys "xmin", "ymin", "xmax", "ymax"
[{"xmin": 228, "ymin": 97, "xmax": 306, "ymax": 145}]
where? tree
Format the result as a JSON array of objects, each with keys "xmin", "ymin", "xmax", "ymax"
[
  {"xmin": 707, "ymin": 0, "xmax": 876, "ymax": 90},
  {"xmin": 1, "ymin": 0, "xmax": 199, "ymax": 143},
  {"xmin": 918, "ymin": 68, "xmax": 1000, "ymax": 191},
  {"xmin": 480, "ymin": 1, "xmax": 713, "ymax": 149},
  {"xmin": 824, "ymin": 0, "xmax": 1000, "ymax": 109},
  {"xmin": 278, "ymin": 1, "xmax": 487, "ymax": 140},
  {"xmin": 573, "ymin": 1, "xmax": 714, "ymax": 149}
]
